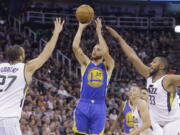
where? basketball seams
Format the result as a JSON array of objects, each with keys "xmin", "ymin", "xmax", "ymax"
[{"xmin": 76, "ymin": 5, "xmax": 94, "ymax": 23}]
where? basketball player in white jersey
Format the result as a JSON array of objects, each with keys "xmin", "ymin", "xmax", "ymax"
[
  {"xmin": 121, "ymin": 86, "xmax": 163, "ymax": 135},
  {"xmin": 0, "ymin": 18, "xmax": 64, "ymax": 135},
  {"xmin": 106, "ymin": 26, "xmax": 180, "ymax": 134}
]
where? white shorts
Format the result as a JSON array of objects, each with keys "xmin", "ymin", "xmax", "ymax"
[
  {"xmin": 163, "ymin": 119, "xmax": 180, "ymax": 135},
  {"xmin": 0, "ymin": 117, "xmax": 22, "ymax": 135}
]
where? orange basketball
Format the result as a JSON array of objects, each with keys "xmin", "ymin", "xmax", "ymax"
[{"xmin": 75, "ymin": 5, "xmax": 94, "ymax": 23}]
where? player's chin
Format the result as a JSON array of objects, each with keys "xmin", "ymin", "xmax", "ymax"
[
  {"xmin": 91, "ymin": 55, "xmax": 97, "ymax": 59},
  {"xmin": 149, "ymin": 67, "xmax": 155, "ymax": 73},
  {"xmin": 91, "ymin": 56, "xmax": 95, "ymax": 59}
]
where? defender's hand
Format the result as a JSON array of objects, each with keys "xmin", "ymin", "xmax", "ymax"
[
  {"xmin": 106, "ymin": 26, "xmax": 120, "ymax": 40},
  {"xmin": 95, "ymin": 17, "xmax": 102, "ymax": 34},
  {"xmin": 53, "ymin": 18, "xmax": 64, "ymax": 35}
]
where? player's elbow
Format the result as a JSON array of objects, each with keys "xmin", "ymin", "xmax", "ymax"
[
  {"xmin": 72, "ymin": 45, "xmax": 79, "ymax": 52},
  {"xmin": 144, "ymin": 121, "xmax": 152, "ymax": 129},
  {"xmin": 111, "ymin": 59, "xmax": 115, "ymax": 68}
]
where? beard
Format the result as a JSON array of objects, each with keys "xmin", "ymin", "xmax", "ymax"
[
  {"xmin": 150, "ymin": 68, "xmax": 159, "ymax": 76},
  {"xmin": 91, "ymin": 56, "xmax": 102, "ymax": 61}
]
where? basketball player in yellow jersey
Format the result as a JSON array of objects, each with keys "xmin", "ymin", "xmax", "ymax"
[
  {"xmin": 0, "ymin": 18, "xmax": 64, "ymax": 135},
  {"xmin": 106, "ymin": 26, "xmax": 180, "ymax": 135},
  {"xmin": 72, "ymin": 18, "xmax": 114, "ymax": 135}
]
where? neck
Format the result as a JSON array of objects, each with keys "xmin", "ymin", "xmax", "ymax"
[
  {"xmin": 129, "ymin": 100, "xmax": 133, "ymax": 106},
  {"xmin": 92, "ymin": 59, "xmax": 102, "ymax": 65},
  {"xmin": 131, "ymin": 98, "xmax": 139, "ymax": 106},
  {"xmin": 152, "ymin": 70, "xmax": 166, "ymax": 80},
  {"xmin": 10, "ymin": 60, "xmax": 21, "ymax": 65}
]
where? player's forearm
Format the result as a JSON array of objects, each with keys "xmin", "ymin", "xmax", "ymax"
[
  {"xmin": 130, "ymin": 123, "xmax": 151, "ymax": 135},
  {"xmin": 72, "ymin": 28, "xmax": 83, "ymax": 50},
  {"xmin": 97, "ymin": 32, "xmax": 109, "ymax": 53},
  {"xmin": 117, "ymin": 36, "xmax": 137, "ymax": 59},
  {"xmin": 40, "ymin": 33, "xmax": 59, "ymax": 60}
]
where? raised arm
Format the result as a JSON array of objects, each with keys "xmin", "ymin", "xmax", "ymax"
[
  {"xmin": 72, "ymin": 23, "xmax": 90, "ymax": 66},
  {"xmin": 128, "ymin": 100, "xmax": 151, "ymax": 135},
  {"xmin": 25, "ymin": 18, "xmax": 64, "ymax": 84},
  {"xmin": 96, "ymin": 18, "xmax": 114, "ymax": 76},
  {"xmin": 106, "ymin": 26, "xmax": 150, "ymax": 78}
]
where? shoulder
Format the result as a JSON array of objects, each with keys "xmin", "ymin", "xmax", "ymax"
[
  {"xmin": 163, "ymin": 74, "xmax": 175, "ymax": 85},
  {"xmin": 164, "ymin": 74, "xmax": 180, "ymax": 86},
  {"xmin": 164, "ymin": 74, "xmax": 178, "ymax": 80},
  {"xmin": 146, "ymin": 75, "xmax": 152, "ymax": 81}
]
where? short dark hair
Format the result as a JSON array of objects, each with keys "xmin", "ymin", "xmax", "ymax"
[
  {"xmin": 141, "ymin": 87, "xmax": 147, "ymax": 91},
  {"xmin": 158, "ymin": 57, "xmax": 169, "ymax": 71},
  {"xmin": 6, "ymin": 45, "xmax": 23, "ymax": 62}
]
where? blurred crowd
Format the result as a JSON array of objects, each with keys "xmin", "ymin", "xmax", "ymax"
[
  {"xmin": 0, "ymin": 13, "xmax": 179, "ymax": 135},
  {"xmin": 27, "ymin": 1, "xmax": 168, "ymax": 17},
  {"xmin": 38, "ymin": 23, "xmax": 178, "ymax": 80}
]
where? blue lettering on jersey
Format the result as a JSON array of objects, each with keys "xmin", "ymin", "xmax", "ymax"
[
  {"xmin": 80, "ymin": 62, "xmax": 109, "ymax": 100},
  {"xmin": 0, "ymin": 67, "xmax": 19, "ymax": 73},
  {"xmin": 148, "ymin": 85, "xmax": 157, "ymax": 94}
]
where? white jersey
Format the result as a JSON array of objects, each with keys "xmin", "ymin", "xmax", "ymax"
[
  {"xmin": 0, "ymin": 63, "xmax": 28, "ymax": 119},
  {"xmin": 146, "ymin": 75, "xmax": 180, "ymax": 126},
  {"xmin": 132, "ymin": 107, "xmax": 155, "ymax": 135}
]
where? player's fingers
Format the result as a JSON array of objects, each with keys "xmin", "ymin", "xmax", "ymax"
[
  {"xmin": 57, "ymin": 17, "xmax": 59, "ymax": 24},
  {"xmin": 96, "ymin": 17, "xmax": 100, "ymax": 22},
  {"xmin": 98, "ymin": 17, "xmax": 101, "ymax": 22},
  {"xmin": 56, "ymin": 17, "xmax": 59, "ymax": 24},
  {"xmin": 55, "ymin": 18, "xmax": 58, "ymax": 26},
  {"xmin": 58, "ymin": 17, "xmax": 61, "ymax": 24},
  {"xmin": 61, "ymin": 20, "xmax": 65, "ymax": 26}
]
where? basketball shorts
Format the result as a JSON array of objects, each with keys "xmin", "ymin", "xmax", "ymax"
[
  {"xmin": 73, "ymin": 99, "xmax": 106, "ymax": 134},
  {"xmin": 0, "ymin": 117, "xmax": 22, "ymax": 135},
  {"xmin": 163, "ymin": 119, "xmax": 180, "ymax": 135}
]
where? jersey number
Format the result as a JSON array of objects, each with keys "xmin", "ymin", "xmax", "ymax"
[
  {"xmin": 149, "ymin": 95, "xmax": 156, "ymax": 105},
  {"xmin": 0, "ymin": 75, "xmax": 17, "ymax": 92}
]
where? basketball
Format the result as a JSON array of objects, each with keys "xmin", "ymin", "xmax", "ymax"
[{"xmin": 75, "ymin": 5, "xmax": 94, "ymax": 23}]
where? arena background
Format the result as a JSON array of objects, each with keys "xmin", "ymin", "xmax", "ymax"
[{"xmin": 0, "ymin": 0, "xmax": 180, "ymax": 135}]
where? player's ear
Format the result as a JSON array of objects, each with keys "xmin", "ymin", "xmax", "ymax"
[
  {"xmin": 159, "ymin": 64, "xmax": 165, "ymax": 70},
  {"xmin": 19, "ymin": 55, "xmax": 23, "ymax": 62}
]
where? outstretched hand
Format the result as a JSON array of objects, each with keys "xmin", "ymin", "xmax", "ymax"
[
  {"xmin": 95, "ymin": 17, "xmax": 102, "ymax": 34},
  {"xmin": 53, "ymin": 17, "xmax": 64, "ymax": 35},
  {"xmin": 106, "ymin": 26, "xmax": 120, "ymax": 40}
]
